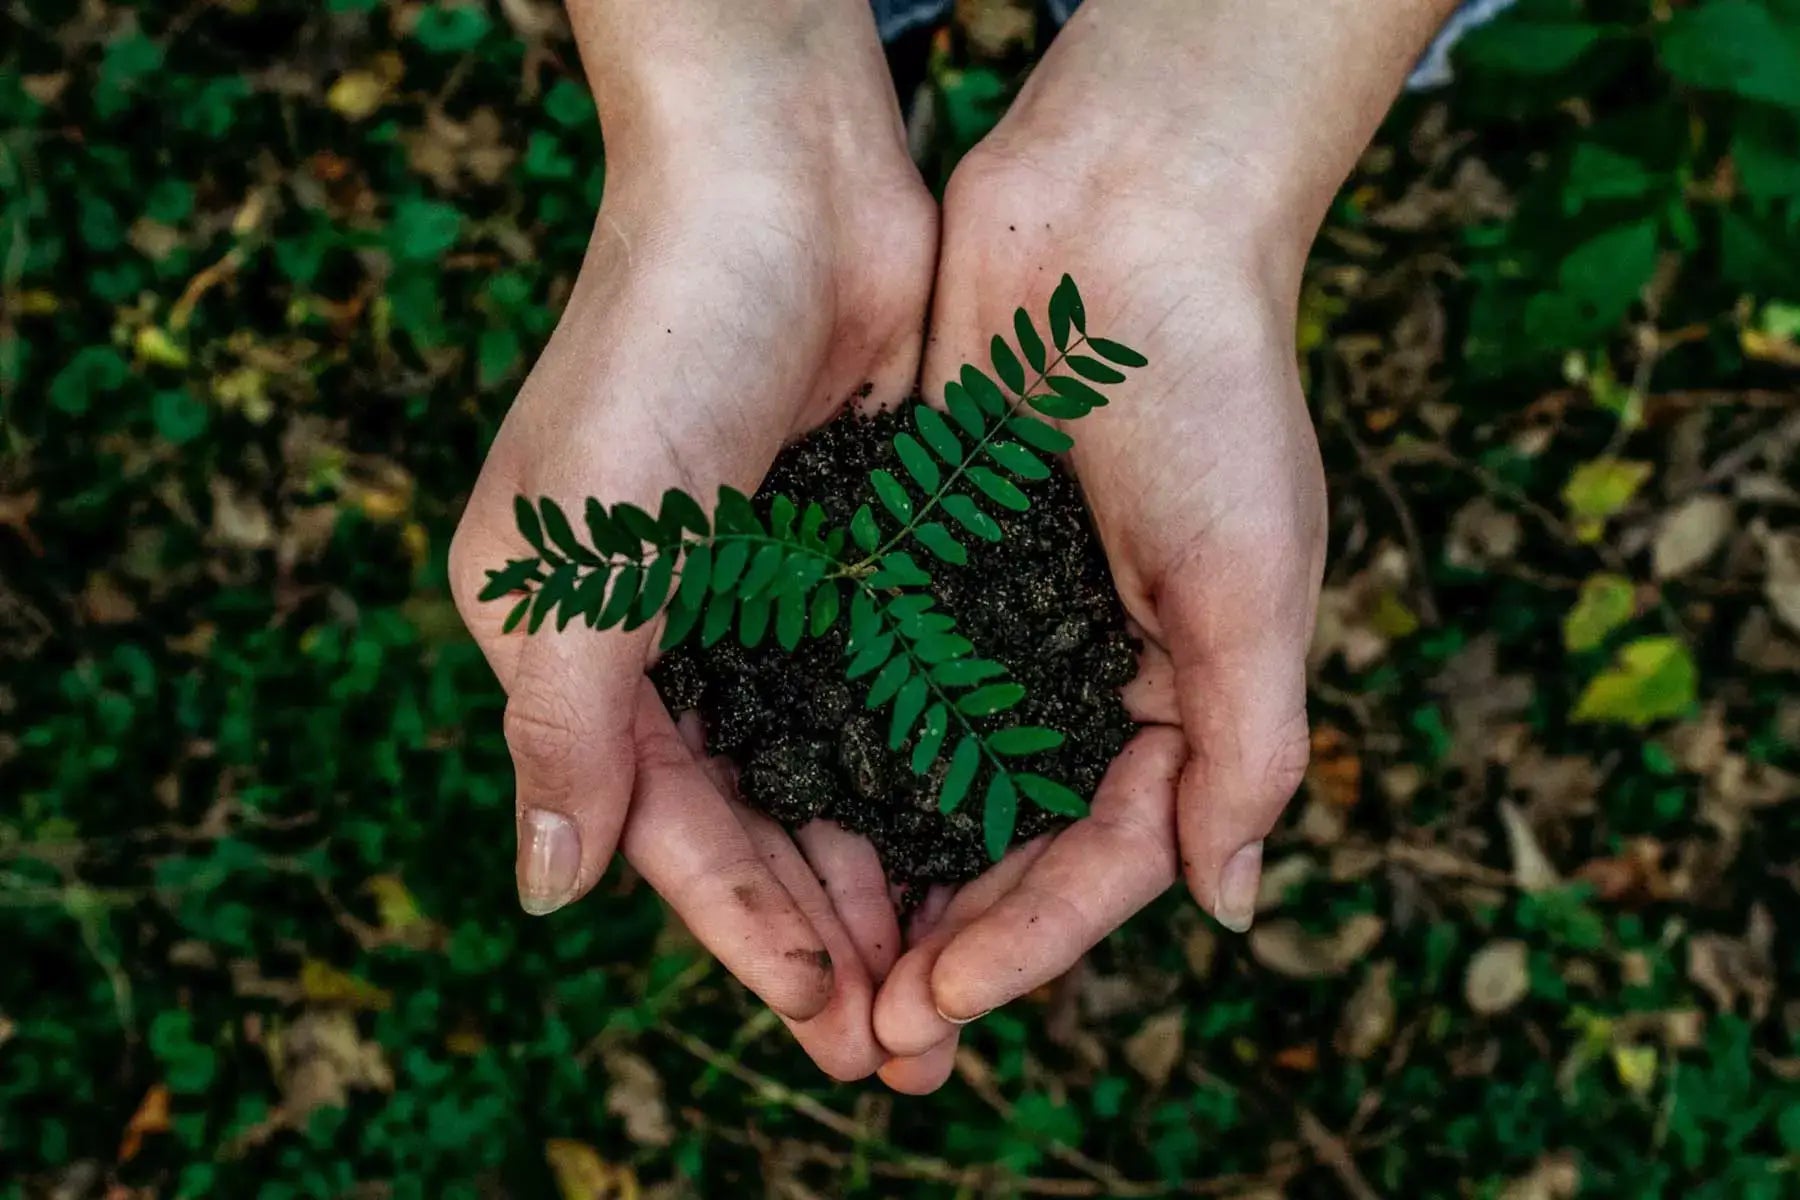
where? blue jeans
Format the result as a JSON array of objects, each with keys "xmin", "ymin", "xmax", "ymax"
[{"xmin": 871, "ymin": 0, "xmax": 1518, "ymax": 90}]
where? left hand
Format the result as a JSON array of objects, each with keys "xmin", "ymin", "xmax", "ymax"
[{"xmin": 869, "ymin": 17, "xmax": 1332, "ymax": 1089}]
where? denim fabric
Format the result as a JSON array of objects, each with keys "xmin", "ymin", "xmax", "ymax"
[{"xmin": 869, "ymin": 0, "xmax": 1517, "ymax": 89}]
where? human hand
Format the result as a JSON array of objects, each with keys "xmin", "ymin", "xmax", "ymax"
[
  {"xmin": 448, "ymin": 0, "xmax": 934, "ymax": 1079},
  {"xmin": 869, "ymin": 0, "xmax": 1457, "ymax": 1089}
]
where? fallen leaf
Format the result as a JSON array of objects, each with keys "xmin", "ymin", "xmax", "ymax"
[
  {"xmin": 362, "ymin": 875, "xmax": 444, "ymax": 950},
  {"xmin": 1465, "ymin": 939, "xmax": 1531, "ymax": 1015},
  {"xmin": 1122, "ymin": 1009, "xmax": 1185, "ymax": 1089},
  {"xmin": 602, "ymin": 1049, "xmax": 673, "ymax": 1148},
  {"xmin": 1447, "ymin": 497, "xmax": 1523, "ymax": 568},
  {"xmin": 133, "ymin": 325, "xmax": 188, "ymax": 369},
  {"xmin": 1499, "ymin": 1153, "xmax": 1581, "ymax": 1200},
  {"xmin": 1563, "ymin": 573, "xmax": 1638, "ymax": 651},
  {"xmin": 1255, "ymin": 854, "xmax": 1316, "ymax": 913},
  {"xmin": 1305, "ymin": 724, "xmax": 1361, "ymax": 810},
  {"xmin": 1337, "ymin": 961, "xmax": 1396, "ymax": 1060},
  {"xmin": 1653, "ymin": 494, "xmax": 1734, "ymax": 579},
  {"xmin": 1573, "ymin": 636, "xmax": 1698, "ymax": 727},
  {"xmin": 1273, "ymin": 1043, "xmax": 1320, "ymax": 1072},
  {"xmin": 299, "ymin": 959, "xmax": 392, "ymax": 1011},
  {"xmin": 546, "ymin": 1138, "xmax": 640, "ymax": 1200},
  {"xmin": 1498, "ymin": 800, "xmax": 1561, "ymax": 892},
  {"xmin": 1612, "ymin": 1043, "xmax": 1659, "ymax": 1096},
  {"xmin": 1249, "ymin": 914, "xmax": 1385, "ymax": 980},
  {"xmin": 81, "ymin": 573, "xmax": 139, "ymax": 625},
  {"xmin": 209, "ymin": 480, "xmax": 274, "ymax": 550},
  {"xmin": 1687, "ymin": 915, "xmax": 1775, "ymax": 1020},
  {"xmin": 327, "ymin": 71, "xmax": 387, "ymax": 121},
  {"xmin": 269, "ymin": 1009, "xmax": 393, "ymax": 1121},
  {"xmin": 1563, "ymin": 458, "xmax": 1653, "ymax": 542},
  {"xmin": 117, "ymin": 1083, "xmax": 169, "ymax": 1163},
  {"xmin": 1761, "ymin": 529, "xmax": 1800, "ymax": 635}
]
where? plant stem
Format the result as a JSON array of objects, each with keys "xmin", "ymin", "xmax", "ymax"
[
  {"xmin": 849, "ymin": 576, "xmax": 1014, "ymax": 790},
  {"xmin": 858, "ymin": 333, "xmax": 1091, "ymax": 569}
]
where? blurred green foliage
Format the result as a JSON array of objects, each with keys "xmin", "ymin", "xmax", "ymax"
[{"xmin": 2, "ymin": 0, "xmax": 1799, "ymax": 1197}]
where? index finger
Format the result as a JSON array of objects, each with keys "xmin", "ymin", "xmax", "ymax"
[
  {"xmin": 927, "ymin": 725, "xmax": 1185, "ymax": 1021},
  {"xmin": 620, "ymin": 688, "xmax": 836, "ymax": 1022}
]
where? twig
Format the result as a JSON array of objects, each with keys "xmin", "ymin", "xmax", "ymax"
[
  {"xmin": 659, "ymin": 1024, "xmax": 1281, "ymax": 1197},
  {"xmin": 1296, "ymin": 1109, "xmax": 1384, "ymax": 1200},
  {"xmin": 1694, "ymin": 408, "xmax": 1800, "ymax": 493},
  {"xmin": 1322, "ymin": 372, "xmax": 1442, "ymax": 626}
]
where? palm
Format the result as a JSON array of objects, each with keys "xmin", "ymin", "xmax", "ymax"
[
  {"xmin": 872, "ymin": 152, "xmax": 1325, "ymax": 1091},
  {"xmin": 451, "ymin": 172, "xmax": 937, "ymax": 1080}
]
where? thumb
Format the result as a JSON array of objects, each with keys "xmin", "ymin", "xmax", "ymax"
[
  {"xmin": 450, "ymin": 483, "xmax": 651, "ymax": 916},
  {"xmin": 1160, "ymin": 551, "xmax": 1316, "ymax": 933}
]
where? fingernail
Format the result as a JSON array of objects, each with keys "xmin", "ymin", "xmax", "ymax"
[
  {"xmin": 936, "ymin": 1005, "xmax": 993, "ymax": 1026},
  {"xmin": 518, "ymin": 808, "xmax": 580, "ymax": 916},
  {"xmin": 1215, "ymin": 840, "xmax": 1263, "ymax": 933}
]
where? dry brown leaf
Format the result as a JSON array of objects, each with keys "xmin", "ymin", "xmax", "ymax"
[
  {"xmin": 1447, "ymin": 498, "xmax": 1523, "ymax": 568},
  {"xmin": 81, "ymin": 574, "xmax": 139, "ymax": 625},
  {"xmin": 1305, "ymin": 725, "xmax": 1362, "ymax": 810},
  {"xmin": 1653, "ymin": 494, "xmax": 1734, "ymax": 579},
  {"xmin": 117, "ymin": 1084, "xmax": 170, "ymax": 1163},
  {"xmin": 1465, "ymin": 939, "xmax": 1531, "ymax": 1015},
  {"xmin": 209, "ymin": 480, "xmax": 274, "ymax": 550},
  {"xmin": 1256, "ymin": 854, "xmax": 1317, "ymax": 914},
  {"xmin": 1273, "ymin": 1043, "xmax": 1320, "ymax": 1072},
  {"xmin": 602, "ymin": 1050, "xmax": 674, "ymax": 1148},
  {"xmin": 1688, "ymin": 911, "xmax": 1775, "ymax": 1020},
  {"xmin": 270, "ymin": 1010, "xmax": 393, "ymax": 1121},
  {"xmin": 1122, "ymin": 1009, "xmax": 1185, "ymax": 1089},
  {"xmin": 1762, "ymin": 528, "xmax": 1800, "ymax": 635},
  {"xmin": 1337, "ymin": 961, "xmax": 1397, "ymax": 1060},
  {"xmin": 1499, "ymin": 1152, "xmax": 1581, "ymax": 1200},
  {"xmin": 1498, "ymin": 800, "xmax": 1561, "ymax": 892},
  {"xmin": 1249, "ymin": 914, "xmax": 1385, "ymax": 980}
]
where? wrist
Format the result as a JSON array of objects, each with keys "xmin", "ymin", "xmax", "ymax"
[
  {"xmin": 568, "ymin": 0, "xmax": 908, "ymax": 189},
  {"xmin": 985, "ymin": 0, "xmax": 1457, "ymax": 293}
]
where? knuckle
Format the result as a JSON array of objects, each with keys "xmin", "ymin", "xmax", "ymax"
[
  {"xmin": 1262, "ymin": 713, "xmax": 1312, "ymax": 806},
  {"xmin": 502, "ymin": 691, "xmax": 589, "ymax": 787}
]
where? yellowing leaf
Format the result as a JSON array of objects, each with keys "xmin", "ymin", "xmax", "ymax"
[
  {"xmin": 1611, "ymin": 1043, "xmax": 1658, "ymax": 1096},
  {"xmin": 364, "ymin": 875, "xmax": 428, "ymax": 936},
  {"xmin": 299, "ymin": 959, "xmax": 392, "ymax": 1011},
  {"xmin": 327, "ymin": 71, "xmax": 387, "ymax": 121},
  {"xmin": 1564, "ymin": 573, "xmax": 1637, "ymax": 651},
  {"xmin": 545, "ymin": 1139, "xmax": 639, "ymax": 1200},
  {"xmin": 1741, "ymin": 327, "xmax": 1800, "ymax": 368},
  {"xmin": 1562, "ymin": 458, "xmax": 1652, "ymax": 542},
  {"xmin": 134, "ymin": 325, "xmax": 190, "ymax": 369},
  {"xmin": 16, "ymin": 289, "xmax": 58, "ymax": 316},
  {"xmin": 1369, "ymin": 590, "xmax": 1420, "ymax": 639},
  {"xmin": 1573, "ymin": 636, "xmax": 1697, "ymax": 728}
]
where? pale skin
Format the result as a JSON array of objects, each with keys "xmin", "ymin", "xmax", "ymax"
[{"xmin": 448, "ymin": 0, "xmax": 1461, "ymax": 1087}]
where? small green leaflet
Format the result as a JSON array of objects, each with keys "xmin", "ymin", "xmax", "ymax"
[
  {"xmin": 987, "ymin": 726, "xmax": 1065, "ymax": 756},
  {"xmin": 1015, "ymin": 773, "xmax": 1088, "ymax": 817},
  {"xmin": 984, "ymin": 772, "xmax": 1018, "ymax": 861},
  {"xmin": 939, "ymin": 736, "xmax": 981, "ymax": 813}
]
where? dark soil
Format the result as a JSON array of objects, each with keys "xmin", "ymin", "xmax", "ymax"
[{"xmin": 652, "ymin": 401, "xmax": 1138, "ymax": 894}]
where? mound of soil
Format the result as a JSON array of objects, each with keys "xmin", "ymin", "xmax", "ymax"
[{"xmin": 652, "ymin": 401, "xmax": 1137, "ymax": 894}]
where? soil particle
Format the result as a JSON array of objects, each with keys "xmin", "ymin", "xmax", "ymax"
[{"xmin": 652, "ymin": 401, "xmax": 1138, "ymax": 895}]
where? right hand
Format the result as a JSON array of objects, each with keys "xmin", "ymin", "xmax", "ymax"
[{"xmin": 448, "ymin": 0, "xmax": 935, "ymax": 1079}]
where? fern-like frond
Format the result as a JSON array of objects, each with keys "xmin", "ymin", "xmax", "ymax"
[{"xmin": 482, "ymin": 274, "xmax": 1149, "ymax": 862}]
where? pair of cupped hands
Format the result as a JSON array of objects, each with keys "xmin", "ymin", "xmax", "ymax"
[{"xmin": 448, "ymin": 2, "xmax": 1330, "ymax": 1090}]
